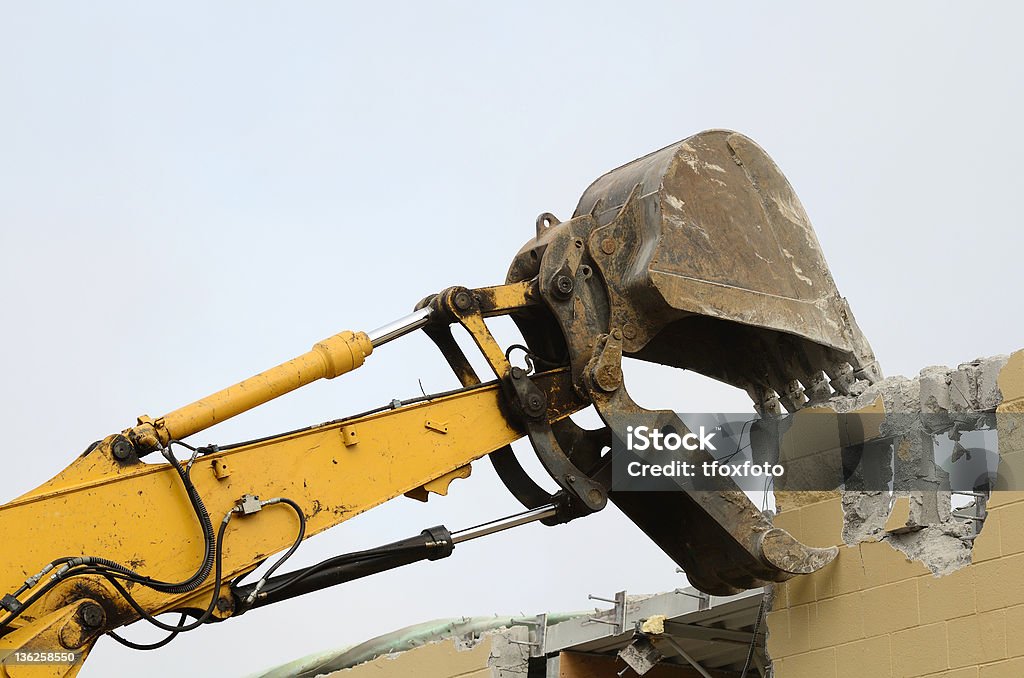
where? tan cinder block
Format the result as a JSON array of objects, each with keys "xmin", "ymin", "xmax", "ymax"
[
  {"xmin": 767, "ymin": 609, "xmax": 790, "ymax": 649},
  {"xmin": 768, "ymin": 604, "xmax": 811, "ymax": 658},
  {"xmin": 810, "ymin": 593, "xmax": 864, "ymax": 648},
  {"xmin": 885, "ymin": 497, "xmax": 912, "ymax": 532},
  {"xmin": 815, "ymin": 547, "xmax": 868, "ymax": 600},
  {"xmin": 775, "ymin": 504, "xmax": 812, "ymax": 549},
  {"xmin": 919, "ymin": 567, "xmax": 977, "ymax": 624},
  {"xmin": 978, "ymin": 657, "xmax": 1024, "ymax": 678},
  {"xmin": 996, "ymin": 350, "xmax": 1024, "ymax": 404},
  {"xmin": 775, "ymin": 490, "xmax": 842, "ymax": 513},
  {"xmin": 992, "ymin": 429, "xmax": 1024, "ymax": 494},
  {"xmin": 860, "ymin": 540, "xmax": 931, "ymax": 586},
  {"xmin": 781, "ymin": 648, "xmax": 837, "ymax": 678},
  {"xmin": 788, "ymin": 574, "xmax": 817, "ymax": 607},
  {"xmin": 800, "ymin": 498, "xmax": 846, "ymax": 548},
  {"xmin": 774, "ymin": 580, "xmax": 790, "ymax": 610},
  {"xmin": 340, "ymin": 634, "xmax": 494, "ymax": 677},
  {"xmin": 948, "ymin": 610, "xmax": 1007, "ymax": 668},
  {"xmin": 863, "ymin": 580, "xmax": 919, "ymax": 635},
  {"xmin": 1005, "ymin": 605, "xmax": 1024, "ymax": 659},
  {"xmin": 986, "ymin": 491, "xmax": 1024, "ymax": 510},
  {"xmin": 997, "ymin": 501, "xmax": 1024, "ymax": 555},
  {"xmin": 891, "ymin": 623, "xmax": 948, "ymax": 678},
  {"xmin": 933, "ymin": 669, "xmax": 979, "ymax": 678},
  {"xmin": 974, "ymin": 553, "xmax": 1024, "ymax": 612},
  {"xmin": 971, "ymin": 515, "xmax": 1002, "ymax": 563},
  {"xmin": 836, "ymin": 635, "xmax": 892, "ymax": 678}
]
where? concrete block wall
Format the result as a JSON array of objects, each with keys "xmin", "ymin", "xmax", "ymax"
[{"xmin": 767, "ymin": 351, "xmax": 1024, "ymax": 678}]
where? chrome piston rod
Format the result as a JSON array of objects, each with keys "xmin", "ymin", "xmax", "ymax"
[
  {"xmin": 451, "ymin": 504, "xmax": 559, "ymax": 544},
  {"xmin": 367, "ymin": 307, "xmax": 433, "ymax": 348}
]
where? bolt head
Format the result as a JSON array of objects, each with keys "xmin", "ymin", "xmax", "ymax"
[
  {"xmin": 555, "ymin": 275, "xmax": 574, "ymax": 297},
  {"xmin": 453, "ymin": 291, "xmax": 473, "ymax": 311},
  {"xmin": 79, "ymin": 603, "xmax": 104, "ymax": 629},
  {"xmin": 600, "ymin": 238, "xmax": 617, "ymax": 255},
  {"xmin": 111, "ymin": 436, "xmax": 134, "ymax": 461},
  {"xmin": 593, "ymin": 364, "xmax": 622, "ymax": 392}
]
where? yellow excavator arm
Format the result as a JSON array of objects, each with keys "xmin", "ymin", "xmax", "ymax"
[
  {"xmin": 0, "ymin": 131, "xmax": 879, "ymax": 677},
  {"xmin": 0, "ymin": 282, "xmax": 581, "ymax": 675}
]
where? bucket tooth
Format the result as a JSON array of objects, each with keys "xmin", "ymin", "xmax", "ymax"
[{"xmin": 760, "ymin": 528, "xmax": 839, "ymax": 575}]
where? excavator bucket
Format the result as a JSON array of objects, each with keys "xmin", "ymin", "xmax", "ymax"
[
  {"xmin": 570, "ymin": 130, "xmax": 881, "ymax": 411},
  {"xmin": 506, "ymin": 130, "xmax": 881, "ymax": 594}
]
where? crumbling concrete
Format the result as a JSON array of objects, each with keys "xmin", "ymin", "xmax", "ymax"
[{"xmin": 826, "ymin": 355, "xmax": 1009, "ymax": 575}]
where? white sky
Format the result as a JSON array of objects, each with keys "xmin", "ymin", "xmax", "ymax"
[{"xmin": 1, "ymin": 3, "xmax": 1021, "ymax": 676}]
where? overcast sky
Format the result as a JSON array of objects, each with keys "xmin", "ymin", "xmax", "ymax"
[{"xmin": 1, "ymin": 3, "xmax": 1022, "ymax": 677}]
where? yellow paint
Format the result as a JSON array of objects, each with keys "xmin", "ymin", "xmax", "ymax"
[
  {"xmin": 130, "ymin": 330, "xmax": 373, "ymax": 450},
  {"xmin": 404, "ymin": 465, "xmax": 473, "ymax": 502}
]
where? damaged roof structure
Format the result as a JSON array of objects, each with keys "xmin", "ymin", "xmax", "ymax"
[{"xmin": 256, "ymin": 588, "xmax": 768, "ymax": 678}]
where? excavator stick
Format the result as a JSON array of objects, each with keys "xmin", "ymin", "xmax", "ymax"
[{"xmin": 502, "ymin": 130, "xmax": 881, "ymax": 593}]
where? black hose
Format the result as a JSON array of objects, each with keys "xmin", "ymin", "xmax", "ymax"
[
  {"xmin": 92, "ymin": 509, "xmax": 232, "ymax": 634},
  {"xmin": 107, "ymin": 613, "xmax": 187, "ymax": 650},
  {"xmin": 237, "ymin": 499, "xmax": 306, "ymax": 607},
  {"xmin": 148, "ymin": 447, "xmax": 215, "ymax": 594},
  {"xmin": 740, "ymin": 597, "xmax": 766, "ymax": 678}
]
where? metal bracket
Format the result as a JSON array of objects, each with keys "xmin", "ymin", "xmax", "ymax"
[
  {"xmin": 424, "ymin": 420, "xmax": 449, "ymax": 434},
  {"xmin": 508, "ymin": 613, "xmax": 547, "ymax": 658},
  {"xmin": 236, "ymin": 494, "xmax": 262, "ymax": 516},
  {"xmin": 506, "ymin": 367, "xmax": 607, "ymax": 514},
  {"xmin": 674, "ymin": 579, "xmax": 711, "ymax": 611},
  {"xmin": 586, "ymin": 590, "xmax": 626, "ymax": 634}
]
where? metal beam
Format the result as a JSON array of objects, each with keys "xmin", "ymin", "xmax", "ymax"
[{"xmin": 662, "ymin": 620, "xmax": 757, "ymax": 645}]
